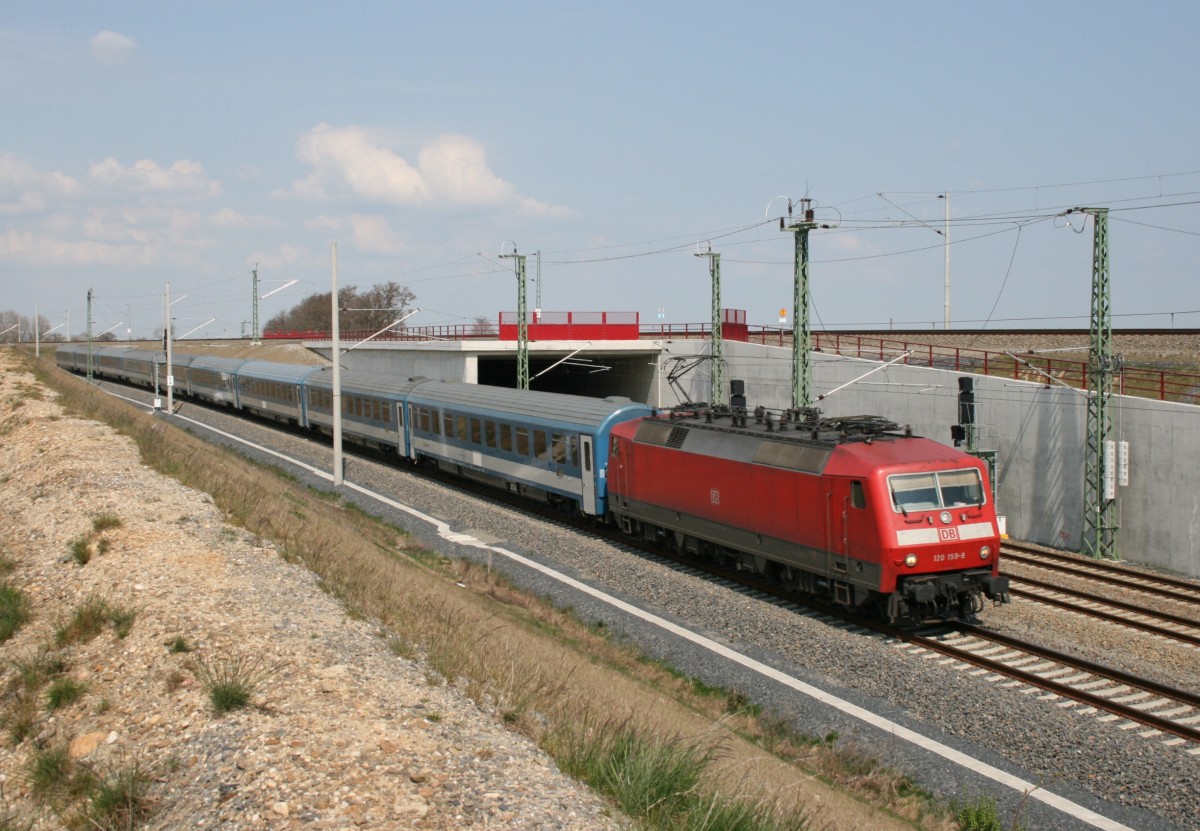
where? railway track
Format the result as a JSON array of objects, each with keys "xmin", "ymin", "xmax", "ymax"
[
  {"xmin": 586, "ymin": 529, "xmax": 1200, "ymax": 750},
  {"xmin": 999, "ymin": 542, "xmax": 1200, "ymax": 648},
  {"xmin": 1002, "ymin": 542, "xmax": 1200, "ymax": 606},
  {"xmin": 890, "ymin": 623, "xmax": 1200, "ymax": 750}
]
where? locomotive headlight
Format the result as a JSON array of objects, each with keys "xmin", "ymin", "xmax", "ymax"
[
  {"xmin": 939, "ymin": 511, "xmax": 952, "ymax": 525},
  {"xmin": 979, "ymin": 545, "xmax": 992, "ymax": 560},
  {"xmin": 904, "ymin": 553, "xmax": 918, "ymax": 568}
]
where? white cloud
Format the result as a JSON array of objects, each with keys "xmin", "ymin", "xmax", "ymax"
[
  {"xmin": 287, "ymin": 124, "xmax": 570, "ymax": 216},
  {"xmin": 209, "ymin": 207, "xmax": 277, "ymax": 229},
  {"xmin": 0, "ymin": 153, "xmax": 82, "ymax": 214},
  {"xmin": 245, "ymin": 244, "xmax": 304, "ymax": 272},
  {"xmin": 89, "ymin": 30, "xmax": 137, "ymax": 65},
  {"xmin": 307, "ymin": 213, "xmax": 405, "ymax": 255},
  {"xmin": 89, "ymin": 157, "xmax": 222, "ymax": 197}
]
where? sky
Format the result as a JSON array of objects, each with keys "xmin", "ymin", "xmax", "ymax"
[{"xmin": 3, "ymin": 1, "xmax": 1199, "ymax": 341}]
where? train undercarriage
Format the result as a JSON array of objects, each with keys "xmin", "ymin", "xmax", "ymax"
[{"xmin": 611, "ymin": 509, "xmax": 1009, "ymax": 624}]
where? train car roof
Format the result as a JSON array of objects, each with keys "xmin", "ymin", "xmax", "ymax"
[
  {"xmin": 187, "ymin": 355, "xmax": 249, "ymax": 373},
  {"xmin": 407, "ymin": 380, "xmax": 652, "ymax": 430},
  {"xmin": 235, "ymin": 360, "xmax": 323, "ymax": 384},
  {"xmin": 116, "ymin": 348, "xmax": 168, "ymax": 364},
  {"xmin": 826, "ymin": 434, "xmax": 977, "ymax": 473},
  {"xmin": 303, "ymin": 366, "xmax": 428, "ymax": 398}
]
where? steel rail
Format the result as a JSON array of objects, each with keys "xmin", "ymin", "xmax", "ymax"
[
  {"xmin": 1007, "ymin": 580, "xmax": 1200, "ymax": 648},
  {"xmin": 1003, "ymin": 545, "xmax": 1200, "ymax": 605},
  {"xmin": 917, "ymin": 623, "xmax": 1200, "ymax": 744}
]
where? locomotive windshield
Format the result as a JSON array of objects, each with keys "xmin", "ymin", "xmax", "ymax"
[{"xmin": 888, "ymin": 469, "xmax": 984, "ymax": 512}]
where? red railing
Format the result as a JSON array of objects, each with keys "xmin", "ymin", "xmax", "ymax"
[{"xmin": 497, "ymin": 311, "xmax": 639, "ymax": 341}]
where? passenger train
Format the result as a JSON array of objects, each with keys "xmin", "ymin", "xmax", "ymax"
[{"xmin": 56, "ymin": 343, "xmax": 1009, "ymax": 622}]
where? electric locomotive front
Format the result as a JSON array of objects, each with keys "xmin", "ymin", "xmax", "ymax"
[{"xmin": 829, "ymin": 437, "xmax": 1009, "ymax": 622}]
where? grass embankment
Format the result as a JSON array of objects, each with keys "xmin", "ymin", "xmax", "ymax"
[{"xmin": 21, "ymin": 351, "xmax": 1015, "ymax": 831}]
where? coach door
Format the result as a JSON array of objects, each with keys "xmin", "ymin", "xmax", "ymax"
[{"xmin": 579, "ymin": 435, "xmax": 596, "ymax": 515}]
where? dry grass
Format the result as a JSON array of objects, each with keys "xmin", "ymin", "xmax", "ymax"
[{"xmin": 23, "ymin": 350, "xmax": 973, "ymax": 831}]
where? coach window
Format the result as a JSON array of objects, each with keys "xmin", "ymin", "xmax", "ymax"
[
  {"xmin": 551, "ymin": 434, "xmax": 567, "ymax": 464},
  {"xmin": 484, "ymin": 420, "xmax": 497, "ymax": 448},
  {"xmin": 515, "ymin": 427, "xmax": 530, "ymax": 457},
  {"xmin": 443, "ymin": 413, "xmax": 454, "ymax": 438},
  {"xmin": 500, "ymin": 423, "xmax": 513, "ymax": 452},
  {"xmin": 568, "ymin": 436, "xmax": 579, "ymax": 466},
  {"xmin": 533, "ymin": 430, "xmax": 549, "ymax": 461},
  {"xmin": 470, "ymin": 418, "xmax": 482, "ymax": 445},
  {"xmin": 850, "ymin": 481, "xmax": 866, "ymax": 509},
  {"xmin": 455, "ymin": 415, "xmax": 468, "ymax": 441}
]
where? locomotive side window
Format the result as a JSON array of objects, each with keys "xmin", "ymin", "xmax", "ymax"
[{"xmin": 850, "ymin": 480, "xmax": 866, "ymax": 509}]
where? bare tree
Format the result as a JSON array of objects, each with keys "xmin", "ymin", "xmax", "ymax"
[{"xmin": 264, "ymin": 282, "xmax": 415, "ymax": 335}]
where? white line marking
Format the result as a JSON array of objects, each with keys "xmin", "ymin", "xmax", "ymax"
[{"xmin": 119, "ymin": 398, "xmax": 1139, "ymax": 831}]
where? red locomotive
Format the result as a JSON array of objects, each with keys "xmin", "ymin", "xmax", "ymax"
[{"xmin": 606, "ymin": 407, "xmax": 1009, "ymax": 622}]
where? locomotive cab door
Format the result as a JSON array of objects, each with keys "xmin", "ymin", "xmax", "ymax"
[
  {"xmin": 579, "ymin": 434, "xmax": 596, "ymax": 515},
  {"xmin": 826, "ymin": 477, "xmax": 871, "ymax": 602}
]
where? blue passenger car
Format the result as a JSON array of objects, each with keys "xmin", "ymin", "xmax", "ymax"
[
  {"xmin": 55, "ymin": 343, "xmax": 88, "ymax": 373},
  {"xmin": 184, "ymin": 356, "xmax": 247, "ymax": 407},
  {"xmin": 235, "ymin": 361, "xmax": 319, "ymax": 425},
  {"xmin": 404, "ymin": 380, "xmax": 653, "ymax": 516},
  {"xmin": 114, "ymin": 348, "xmax": 168, "ymax": 389},
  {"xmin": 302, "ymin": 367, "xmax": 423, "ymax": 454}
]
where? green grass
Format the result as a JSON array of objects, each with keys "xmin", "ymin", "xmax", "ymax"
[
  {"xmin": 75, "ymin": 763, "xmax": 154, "ymax": 831},
  {"xmin": 165, "ymin": 636, "xmax": 191, "ymax": 654},
  {"xmin": 27, "ymin": 745, "xmax": 81, "ymax": 801},
  {"xmin": 189, "ymin": 655, "xmax": 277, "ymax": 714},
  {"xmin": 954, "ymin": 793, "xmax": 1026, "ymax": 831},
  {"xmin": 69, "ymin": 536, "xmax": 92, "ymax": 566},
  {"xmin": 46, "ymin": 678, "xmax": 87, "ymax": 710},
  {"xmin": 0, "ymin": 583, "xmax": 30, "ymax": 643},
  {"xmin": 91, "ymin": 514, "xmax": 123, "ymax": 533},
  {"xmin": 548, "ymin": 720, "xmax": 808, "ymax": 831},
  {"xmin": 54, "ymin": 596, "xmax": 138, "ymax": 646}
]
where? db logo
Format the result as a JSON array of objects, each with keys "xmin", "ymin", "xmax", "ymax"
[
  {"xmin": 938, "ymin": 527, "xmax": 959, "ymax": 541},
  {"xmin": 710, "ymin": 489, "xmax": 720, "ymax": 505}
]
